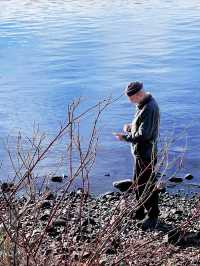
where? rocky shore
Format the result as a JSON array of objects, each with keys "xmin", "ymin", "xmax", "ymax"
[{"xmin": 1, "ymin": 185, "xmax": 200, "ymax": 266}]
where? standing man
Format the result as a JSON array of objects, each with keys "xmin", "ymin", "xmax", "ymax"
[{"xmin": 115, "ymin": 81, "xmax": 160, "ymax": 230}]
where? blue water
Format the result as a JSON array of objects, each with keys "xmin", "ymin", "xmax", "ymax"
[{"xmin": 0, "ymin": 0, "xmax": 200, "ymax": 194}]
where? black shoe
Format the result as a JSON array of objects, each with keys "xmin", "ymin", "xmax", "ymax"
[{"xmin": 137, "ymin": 217, "xmax": 158, "ymax": 231}]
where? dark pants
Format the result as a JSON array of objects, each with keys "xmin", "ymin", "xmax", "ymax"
[{"xmin": 133, "ymin": 156, "xmax": 160, "ymax": 219}]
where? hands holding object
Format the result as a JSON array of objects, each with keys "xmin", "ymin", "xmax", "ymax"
[{"xmin": 113, "ymin": 123, "xmax": 132, "ymax": 141}]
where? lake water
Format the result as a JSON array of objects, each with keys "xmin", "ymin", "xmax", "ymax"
[{"xmin": 0, "ymin": 0, "xmax": 200, "ymax": 194}]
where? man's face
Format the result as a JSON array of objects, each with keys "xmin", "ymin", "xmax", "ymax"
[{"xmin": 128, "ymin": 94, "xmax": 138, "ymax": 104}]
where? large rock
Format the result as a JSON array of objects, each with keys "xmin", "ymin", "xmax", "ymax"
[
  {"xmin": 169, "ymin": 176, "xmax": 183, "ymax": 183},
  {"xmin": 51, "ymin": 176, "xmax": 63, "ymax": 182},
  {"xmin": 113, "ymin": 179, "xmax": 133, "ymax": 192},
  {"xmin": 99, "ymin": 191, "xmax": 116, "ymax": 200},
  {"xmin": 184, "ymin": 173, "xmax": 194, "ymax": 180}
]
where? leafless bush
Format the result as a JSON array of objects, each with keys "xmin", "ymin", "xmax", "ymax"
[
  {"xmin": 0, "ymin": 96, "xmax": 199, "ymax": 266},
  {"xmin": 0, "ymin": 96, "xmax": 117, "ymax": 265}
]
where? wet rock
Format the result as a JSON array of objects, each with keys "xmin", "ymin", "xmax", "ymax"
[
  {"xmin": 51, "ymin": 176, "xmax": 63, "ymax": 182},
  {"xmin": 184, "ymin": 173, "xmax": 194, "ymax": 180},
  {"xmin": 1, "ymin": 182, "xmax": 14, "ymax": 193},
  {"xmin": 166, "ymin": 183, "xmax": 177, "ymax": 188},
  {"xmin": 104, "ymin": 173, "xmax": 110, "ymax": 177},
  {"xmin": 113, "ymin": 179, "xmax": 132, "ymax": 192},
  {"xmin": 169, "ymin": 176, "xmax": 183, "ymax": 183},
  {"xmin": 99, "ymin": 191, "xmax": 115, "ymax": 199},
  {"xmin": 156, "ymin": 172, "xmax": 166, "ymax": 177}
]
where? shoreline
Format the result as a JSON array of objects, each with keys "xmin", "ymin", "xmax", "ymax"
[{"xmin": 1, "ymin": 187, "xmax": 200, "ymax": 265}]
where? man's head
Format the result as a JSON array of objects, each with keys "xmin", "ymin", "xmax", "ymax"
[{"xmin": 125, "ymin": 81, "xmax": 146, "ymax": 104}]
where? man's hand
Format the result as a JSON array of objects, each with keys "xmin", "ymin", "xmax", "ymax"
[
  {"xmin": 113, "ymin": 133, "xmax": 126, "ymax": 141},
  {"xmin": 123, "ymin": 123, "xmax": 131, "ymax": 133}
]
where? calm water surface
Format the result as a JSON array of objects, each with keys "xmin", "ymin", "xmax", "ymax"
[{"xmin": 0, "ymin": 0, "xmax": 200, "ymax": 194}]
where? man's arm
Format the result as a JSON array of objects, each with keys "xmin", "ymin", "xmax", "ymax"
[{"xmin": 122, "ymin": 107, "xmax": 154, "ymax": 144}]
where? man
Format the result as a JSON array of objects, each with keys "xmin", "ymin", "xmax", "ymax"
[{"xmin": 115, "ymin": 81, "xmax": 160, "ymax": 230}]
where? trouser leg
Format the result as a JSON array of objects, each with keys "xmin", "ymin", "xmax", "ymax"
[
  {"xmin": 134, "ymin": 156, "xmax": 160, "ymax": 219},
  {"xmin": 131, "ymin": 154, "xmax": 144, "ymax": 218}
]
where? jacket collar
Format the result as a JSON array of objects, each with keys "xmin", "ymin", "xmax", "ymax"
[{"xmin": 137, "ymin": 93, "xmax": 152, "ymax": 110}]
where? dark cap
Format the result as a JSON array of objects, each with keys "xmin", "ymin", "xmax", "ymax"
[{"xmin": 125, "ymin": 81, "xmax": 143, "ymax": 96}]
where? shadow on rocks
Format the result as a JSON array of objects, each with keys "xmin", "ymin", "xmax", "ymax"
[{"xmin": 156, "ymin": 221, "xmax": 200, "ymax": 248}]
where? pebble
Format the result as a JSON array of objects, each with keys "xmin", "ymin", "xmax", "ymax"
[{"xmin": 51, "ymin": 176, "xmax": 63, "ymax": 182}]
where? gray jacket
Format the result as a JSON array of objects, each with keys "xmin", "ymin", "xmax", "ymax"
[{"xmin": 123, "ymin": 93, "xmax": 160, "ymax": 160}]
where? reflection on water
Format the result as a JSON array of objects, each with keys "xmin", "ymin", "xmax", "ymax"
[{"xmin": 0, "ymin": 0, "xmax": 200, "ymax": 193}]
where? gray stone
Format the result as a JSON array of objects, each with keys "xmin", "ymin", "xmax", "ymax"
[
  {"xmin": 99, "ymin": 191, "xmax": 115, "ymax": 199},
  {"xmin": 113, "ymin": 179, "xmax": 133, "ymax": 192}
]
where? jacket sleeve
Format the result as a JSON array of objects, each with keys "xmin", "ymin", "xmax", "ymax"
[{"xmin": 122, "ymin": 107, "xmax": 154, "ymax": 144}]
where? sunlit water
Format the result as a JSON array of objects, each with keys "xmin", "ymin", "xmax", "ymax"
[{"xmin": 0, "ymin": 0, "xmax": 200, "ymax": 194}]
